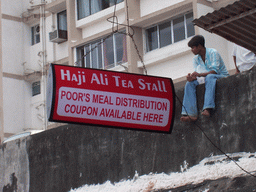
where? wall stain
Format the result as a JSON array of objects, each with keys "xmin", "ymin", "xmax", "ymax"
[{"xmin": 2, "ymin": 173, "xmax": 18, "ymax": 192}]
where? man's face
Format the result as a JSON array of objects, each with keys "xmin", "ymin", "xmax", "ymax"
[{"xmin": 191, "ymin": 45, "xmax": 200, "ymax": 55}]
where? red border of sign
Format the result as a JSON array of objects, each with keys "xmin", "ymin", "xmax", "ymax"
[{"xmin": 47, "ymin": 64, "xmax": 175, "ymax": 134}]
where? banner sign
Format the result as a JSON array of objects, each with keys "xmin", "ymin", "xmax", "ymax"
[{"xmin": 47, "ymin": 64, "xmax": 175, "ymax": 133}]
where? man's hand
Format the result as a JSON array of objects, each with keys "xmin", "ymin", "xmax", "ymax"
[
  {"xmin": 187, "ymin": 73, "xmax": 197, "ymax": 82},
  {"xmin": 191, "ymin": 72, "xmax": 200, "ymax": 78}
]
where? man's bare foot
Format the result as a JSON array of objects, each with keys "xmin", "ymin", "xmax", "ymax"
[
  {"xmin": 201, "ymin": 109, "xmax": 210, "ymax": 117},
  {"xmin": 180, "ymin": 116, "xmax": 198, "ymax": 122}
]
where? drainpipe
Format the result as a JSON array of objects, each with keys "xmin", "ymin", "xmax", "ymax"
[
  {"xmin": 0, "ymin": 0, "xmax": 4, "ymax": 142},
  {"xmin": 52, "ymin": 13, "xmax": 56, "ymax": 62},
  {"xmin": 40, "ymin": 0, "xmax": 47, "ymax": 130}
]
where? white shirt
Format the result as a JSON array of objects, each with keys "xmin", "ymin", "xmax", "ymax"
[
  {"xmin": 195, "ymin": 65, "xmax": 208, "ymax": 84},
  {"xmin": 232, "ymin": 44, "xmax": 256, "ymax": 72}
]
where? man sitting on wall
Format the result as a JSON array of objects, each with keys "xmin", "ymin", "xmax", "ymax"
[
  {"xmin": 180, "ymin": 35, "xmax": 229, "ymax": 122},
  {"xmin": 232, "ymin": 44, "xmax": 256, "ymax": 74}
]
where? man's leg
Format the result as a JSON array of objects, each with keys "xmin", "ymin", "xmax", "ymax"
[
  {"xmin": 181, "ymin": 80, "xmax": 199, "ymax": 121},
  {"xmin": 202, "ymin": 74, "xmax": 224, "ymax": 116}
]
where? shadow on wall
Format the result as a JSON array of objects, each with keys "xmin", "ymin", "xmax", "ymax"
[{"xmin": 3, "ymin": 173, "xmax": 17, "ymax": 192}]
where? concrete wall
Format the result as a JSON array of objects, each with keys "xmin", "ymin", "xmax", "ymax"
[
  {"xmin": 1, "ymin": 67, "xmax": 256, "ymax": 192},
  {"xmin": 140, "ymin": 0, "xmax": 185, "ymax": 17},
  {"xmin": 144, "ymin": 39, "xmax": 194, "ymax": 78}
]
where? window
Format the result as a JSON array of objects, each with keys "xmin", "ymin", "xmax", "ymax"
[
  {"xmin": 31, "ymin": 25, "xmax": 40, "ymax": 45},
  {"xmin": 146, "ymin": 12, "xmax": 195, "ymax": 52},
  {"xmin": 76, "ymin": 32, "xmax": 127, "ymax": 69},
  {"xmin": 49, "ymin": 10, "xmax": 68, "ymax": 43},
  {"xmin": 77, "ymin": 0, "xmax": 124, "ymax": 20},
  {"xmin": 57, "ymin": 10, "xmax": 67, "ymax": 31},
  {"xmin": 32, "ymin": 81, "xmax": 40, "ymax": 96}
]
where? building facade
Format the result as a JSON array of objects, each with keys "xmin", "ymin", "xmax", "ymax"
[{"xmin": 0, "ymin": 0, "xmax": 238, "ymax": 141}]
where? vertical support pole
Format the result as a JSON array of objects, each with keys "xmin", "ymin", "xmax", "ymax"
[
  {"xmin": 0, "ymin": 0, "xmax": 4, "ymax": 142},
  {"xmin": 124, "ymin": 0, "xmax": 144, "ymax": 74},
  {"xmin": 66, "ymin": 0, "xmax": 82, "ymax": 66}
]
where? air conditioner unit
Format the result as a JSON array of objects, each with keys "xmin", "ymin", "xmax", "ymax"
[{"xmin": 49, "ymin": 29, "xmax": 68, "ymax": 44}]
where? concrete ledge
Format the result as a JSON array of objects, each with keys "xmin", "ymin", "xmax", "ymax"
[{"xmin": 1, "ymin": 67, "xmax": 256, "ymax": 192}]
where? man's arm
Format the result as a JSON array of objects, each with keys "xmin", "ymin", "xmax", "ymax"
[
  {"xmin": 191, "ymin": 70, "xmax": 217, "ymax": 78},
  {"xmin": 233, "ymin": 56, "xmax": 240, "ymax": 74}
]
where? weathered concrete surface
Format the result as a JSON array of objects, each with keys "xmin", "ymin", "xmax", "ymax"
[
  {"xmin": 0, "ymin": 139, "xmax": 29, "ymax": 192},
  {"xmin": 161, "ymin": 175, "xmax": 256, "ymax": 192},
  {"xmin": 0, "ymin": 67, "xmax": 256, "ymax": 192}
]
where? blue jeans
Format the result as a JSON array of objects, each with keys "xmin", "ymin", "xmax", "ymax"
[{"xmin": 181, "ymin": 74, "xmax": 225, "ymax": 117}]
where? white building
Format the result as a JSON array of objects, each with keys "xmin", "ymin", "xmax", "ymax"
[{"xmin": 0, "ymin": 0, "xmax": 238, "ymax": 141}]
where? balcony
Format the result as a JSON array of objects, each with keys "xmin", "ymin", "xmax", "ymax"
[
  {"xmin": 49, "ymin": 29, "xmax": 68, "ymax": 44},
  {"xmin": 22, "ymin": 13, "xmax": 40, "ymax": 25},
  {"xmin": 45, "ymin": 0, "xmax": 66, "ymax": 13}
]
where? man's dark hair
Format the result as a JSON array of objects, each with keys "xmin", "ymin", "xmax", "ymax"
[{"xmin": 188, "ymin": 35, "xmax": 205, "ymax": 48}]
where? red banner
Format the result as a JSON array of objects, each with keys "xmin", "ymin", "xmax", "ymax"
[{"xmin": 47, "ymin": 64, "xmax": 175, "ymax": 133}]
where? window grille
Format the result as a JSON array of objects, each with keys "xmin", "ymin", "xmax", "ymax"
[
  {"xmin": 76, "ymin": 32, "xmax": 127, "ymax": 69},
  {"xmin": 77, "ymin": 0, "xmax": 124, "ymax": 20},
  {"xmin": 32, "ymin": 81, "xmax": 40, "ymax": 96},
  {"xmin": 31, "ymin": 25, "xmax": 40, "ymax": 45},
  {"xmin": 146, "ymin": 12, "xmax": 195, "ymax": 52}
]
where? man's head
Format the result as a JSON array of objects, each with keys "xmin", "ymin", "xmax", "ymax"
[
  {"xmin": 188, "ymin": 35, "xmax": 205, "ymax": 55},
  {"xmin": 188, "ymin": 35, "xmax": 205, "ymax": 48}
]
